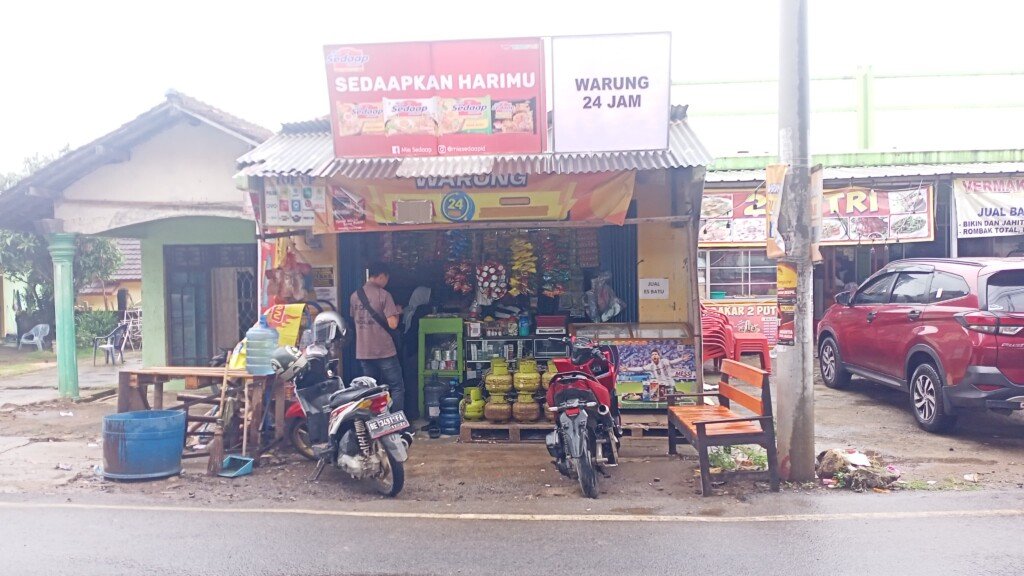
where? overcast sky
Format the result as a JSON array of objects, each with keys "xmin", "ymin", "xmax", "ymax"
[{"xmin": 1, "ymin": 0, "xmax": 1021, "ymax": 173}]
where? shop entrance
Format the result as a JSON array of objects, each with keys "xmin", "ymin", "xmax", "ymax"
[
  {"xmin": 165, "ymin": 244, "xmax": 257, "ymax": 366},
  {"xmin": 336, "ymin": 225, "xmax": 639, "ymax": 382}
]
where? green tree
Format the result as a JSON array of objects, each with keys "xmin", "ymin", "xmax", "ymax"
[{"xmin": 0, "ymin": 150, "xmax": 122, "ymax": 334}]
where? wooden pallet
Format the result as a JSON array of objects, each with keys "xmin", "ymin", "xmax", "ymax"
[
  {"xmin": 458, "ymin": 417, "xmax": 669, "ymax": 444},
  {"xmin": 459, "ymin": 420, "xmax": 553, "ymax": 443}
]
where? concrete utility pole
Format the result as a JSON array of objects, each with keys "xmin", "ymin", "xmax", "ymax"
[{"xmin": 776, "ymin": 0, "xmax": 815, "ymax": 481}]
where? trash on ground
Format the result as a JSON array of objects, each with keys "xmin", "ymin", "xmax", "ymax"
[
  {"xmin": 55, "ymin": 463, "xmax": 73, "ymax": 471},
  {"xmin": 87, "ymin": 443, "xmax": 99, "ymax": 448},
  {"xmin": 59, "ymin": 411, "xmax": 74, "ymax": 417},
  {"xmin": 963, "ymin": 473, "xmax": 980, "ymax": 483},
  {"xmin": 815, "ymin": 448, "xmax": 900, "ymax": 491}
]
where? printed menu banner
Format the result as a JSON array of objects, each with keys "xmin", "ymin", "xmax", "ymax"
[
  {"xmin": 316, "ymin": 172, "xmax": 635, "ymax": 233},
  {"xmin": 324, "ymin": 39, "xmax": 546, "ymax": 158},
  {"xmin": 954, "ymin": 178, "xmax": 1024, "ymax": 238},
  {"xmin": 699, "ymin": 185, "xmax": 934, "ymax": 248},
  {"xmin": 702, "ymin": 299, "xmax": 780, "ymax": 348},
  {"xmin": 263, "ymin": 178, "xmax": 327, "ymax": 228}
]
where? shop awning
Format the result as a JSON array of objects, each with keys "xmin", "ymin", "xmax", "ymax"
[
  {"xmin": 236, "ymin": 105, "xmax": 713, "ymax": 179},
  {"xmin": 706, "ymin": 162, "xmax": 1024, "ymax": 184}
]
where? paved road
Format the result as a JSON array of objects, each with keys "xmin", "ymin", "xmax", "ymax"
[{"xmin": 2, "ymin": 492, "xmax": 1023, "ymax": 575}]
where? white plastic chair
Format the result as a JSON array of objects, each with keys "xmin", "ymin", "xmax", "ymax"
[{"xmin": 19, "ymin": 324, "xmax": 50, "ymax": 352}]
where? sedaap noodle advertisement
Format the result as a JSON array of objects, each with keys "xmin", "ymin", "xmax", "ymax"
[
  {"xmin": 324, "ymin": 39, "xmax": 546, "ymax": 158},
  {"xmin": 699, "ymin": 185, "xmax": 935, "ymax": 248}
]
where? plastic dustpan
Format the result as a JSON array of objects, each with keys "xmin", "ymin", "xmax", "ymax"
[{"xmin": 218, "ymin": 455, "xmax": 254, "ymax": 478}]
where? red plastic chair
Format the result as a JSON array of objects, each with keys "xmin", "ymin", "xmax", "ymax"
[{"xmin": 731, "ymin": 331, "xmax": 772, "ymax": 373}]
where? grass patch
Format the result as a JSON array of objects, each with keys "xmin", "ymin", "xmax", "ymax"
[
  {"xmin": 0, "ymin": 348, "xmax": 58, "ymax": 378},
  {"xmin": 708, "ymin": 446, "xmax": 769, "ymax": 471}
]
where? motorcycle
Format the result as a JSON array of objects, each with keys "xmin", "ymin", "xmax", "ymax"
[
  {"xmin": 273, "ymin": 346, "xmax": 410, "ymax": 497},
  {"xmin": 544, "ymin": 337, "xmax": 621, "ymax": 499}
]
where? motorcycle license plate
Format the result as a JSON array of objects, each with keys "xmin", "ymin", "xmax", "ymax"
[{"xmin": 366, "ymin": 411, "xmax": 409, "ymax": 440}]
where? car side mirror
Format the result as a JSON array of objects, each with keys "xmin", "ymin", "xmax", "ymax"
[{"xmin": 836, "ymin": 291, "xmax": 852, "ymax": 306}]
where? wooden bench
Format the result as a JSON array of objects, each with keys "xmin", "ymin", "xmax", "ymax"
[{"xmin": 667, "ymin": 359, "xmax": 780, "ymax": 495}]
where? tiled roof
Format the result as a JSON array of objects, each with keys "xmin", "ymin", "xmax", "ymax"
[
  {"xmin": 78, "ymin": 238, "xmax": 142, "ymax": 295},
  {"xmin": 0, "ymin": 91, "xmax": 272, "ymax": 231},
  {"xmin": 110, "ymin": 238, "xmax": 141, "ymax": 281}
]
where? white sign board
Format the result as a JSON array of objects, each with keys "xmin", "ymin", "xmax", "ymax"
[
  {"xmin": 639, "ymin": 278, "xmax": 670, "ymax": 300},
  {"xmin": 551, "ymin": 33, "xmax": 672, "ymax": 153},
  {"xmin": 954, "ymin": 178, "xmax": 1024, "ymax": 238}
]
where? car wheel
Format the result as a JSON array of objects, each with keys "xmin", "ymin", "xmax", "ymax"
[
  {"xmin": 819, "ymin": 336, "xmax": 851, "ymax": 389},
  {"xmin": 910, "ymin": 363, "xmax": 957, "ymax": 433}
]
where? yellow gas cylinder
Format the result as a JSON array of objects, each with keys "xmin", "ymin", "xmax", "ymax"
[
  {"xmin": 460, "ymin": 386, "xmax": 486, "ymax": 421},
  {"xmin": 512, "ymin": 392, "xmax": 541, "ymax": 422},
  {"xmin": 513, "ymin": 358, "xmax": 541, "ymax": 394}
]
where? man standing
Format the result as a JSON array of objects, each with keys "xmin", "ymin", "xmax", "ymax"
[{"xmin": 350, "ymin": 262, "xmax": 405, "ymax": 412}]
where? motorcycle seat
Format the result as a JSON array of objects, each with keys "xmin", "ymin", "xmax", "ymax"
[{"xmin": 328, "ymin": 385, "xmax": 385, "ymax": 409}]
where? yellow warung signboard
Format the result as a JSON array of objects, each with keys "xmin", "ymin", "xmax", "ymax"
[{"xmin": 315, "ymin": 172, "xmax": 636, "ymax": 233}]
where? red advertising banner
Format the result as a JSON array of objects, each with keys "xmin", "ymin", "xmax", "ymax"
[
  {"xmin": 702, "ymin": 299, "xmax": 780, "ymax": 348},
  {"xmin": 324, "ymin": 39, "xmax": 546, "ymax": 158},
  {"xmin": 314, "ymin": 172, "xmax": 635, "ymax": 233},
  {"xmin": 699, "ymin": 185, "xmax": 934, "ymax": 248}
]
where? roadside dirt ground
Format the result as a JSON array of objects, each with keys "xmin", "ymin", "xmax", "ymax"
[{"xmin": 1, "ymin": 368, "xmax": 1022, "ymax": 501}]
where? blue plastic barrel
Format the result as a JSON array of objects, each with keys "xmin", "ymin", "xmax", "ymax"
[
  {"xmin": 102, "ymin": 410, "xmax": 186, "ymax": 480},
  {"xmin": 245, "ymin": 314, "xmax": 279, "ymax": 376}
]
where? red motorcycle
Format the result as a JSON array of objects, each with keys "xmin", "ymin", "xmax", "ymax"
[{"xmin": 544, "ymin": 337, "xmax": 621, "ymax": 498}]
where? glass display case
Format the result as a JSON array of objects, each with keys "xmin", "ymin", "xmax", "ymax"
[{"xmin": 417, "ymin": 317, "xmax": 464, "ymax": 416}]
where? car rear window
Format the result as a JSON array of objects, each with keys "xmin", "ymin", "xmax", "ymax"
[
  {"xmin": 988, "ymin": 271, "xmax": 1024, "ymax": 312},
  {"xmin": 929, "ymin": 272, "xmax": 970, "ymax": 303}
]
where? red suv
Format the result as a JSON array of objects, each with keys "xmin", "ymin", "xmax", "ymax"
[{"xmin": 817, "ymin": 258, "xmax": 1024, "ymax": 433}]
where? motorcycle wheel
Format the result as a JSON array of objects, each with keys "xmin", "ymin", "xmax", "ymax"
[
  {"xmin": 286, "ymin": 419, "xmax": 316, "ymax": 461},
  {"xmin": 373, "ymin": 446, "xmax": 405, "ymax": 497},
  {"xmin": 575, "ymin": 441, "xmax": 599, "ymax": 499}
]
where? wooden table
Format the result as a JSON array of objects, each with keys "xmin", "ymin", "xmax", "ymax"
[{"xmin": 116, "ymin": 367, "xmax": 286, "ymax": 442}]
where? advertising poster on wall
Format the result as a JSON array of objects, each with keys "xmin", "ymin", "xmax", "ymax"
[
  {"xmin": 610, "ymin": 339, "xmax": 697, "ymax": 409},
  {"xmin": 776, "ymin": 263, "xmax": 797, "ymax": 346},
  {"xmin": 953, "ymin": 177, "xmax": 1024, "ymax": 238},
  {"xmin": 699, "ymin": 185, "xmax": 935, "ymax": 248},
  {"xmin": 263, "ymin": 179, "xmax": 326, "ymax": 228},
  {"xmin": 551, "ymin": 32, "xmax": 671, "ymax": 153},
  {"xmin": 323, "ymin": 39, "xmax": 546, "ymax": 158},
  {"xmin": 702, "ymin": 300, "xmax": 780, "ymax": 348}
]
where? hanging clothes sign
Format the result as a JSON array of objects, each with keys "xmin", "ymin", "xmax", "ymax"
[{"xmin": 954, "ymin": 178, "xmax": 1024, "ymax": 238}]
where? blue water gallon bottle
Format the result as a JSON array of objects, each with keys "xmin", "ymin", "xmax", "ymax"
[
  {"xmin": 245, "ymin": 314, "xmax": 279, "ymax": 375},
  {"xmin": 439, "ymin": 379, "xmax": 462, "ymax": 435}
]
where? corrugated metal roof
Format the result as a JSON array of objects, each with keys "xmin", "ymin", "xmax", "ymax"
[
  {"xmin": 235, "ymin": 105, "xmax": 713, "ymax": 179},
  {"xmin": 706, "ymin": 162, "xmax": 1024, "ymax": 184},
  {"xmin": 235, "ymin": 131, "xmax": 337, "ymax": 178}
]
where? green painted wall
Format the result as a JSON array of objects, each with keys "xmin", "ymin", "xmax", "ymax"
[{"xmin": 115, "ymin": 217, "xmax": 256, "ymax": 367}]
